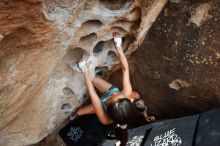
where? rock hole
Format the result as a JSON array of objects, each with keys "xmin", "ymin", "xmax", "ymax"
[
  {"xmin": 100, "ymin": 0, "xmax": 134, "ymax": 10},
  {"xmin": 76, "ymin": 20, "xmax": 103, "ymax": 37},
  {"xmin": 62, "ymin": 47, "xmax": 86, "ymax": 66},
  {"xmin": 93, "ymin": 41, "xmax": 104, "ymax": 53},
  {"xmin": 125, "ymin": 7, "xmax": 141, "ymax": 21},
  {"xmin": 63, "ymin": 87, "xmax": 75, "ymax": 96},
  {"xmin": 131, "ymin": 18, "xmax": 141, "ymax": 31},
  {"xmin": 107, "ymin": 50, "xmax": 118, "ymax": 62},
  {"xmin": 111, "ymin": 27, "xmax": 128, "ymax": 36},
  {"xmin": 122, "ymin": 35, "xmax": 134, "ymax": 51},
  {"xmin": 61, "ymin": 103, "xmax": 72, "ymax": 112},
  {"xmin": 81, "ymin": 20, "xmax": 103, "ymax": 29},
  {"xmin": 112, "ymin": 20, "xmax": 136, "ymax": 32},
  {"xmin": 79, "ymin": 33, "xmax": 97, "ymax": 45},
  {"xmin": 95, "ymin": 66, "xmax": 108, "ymax": 77}
]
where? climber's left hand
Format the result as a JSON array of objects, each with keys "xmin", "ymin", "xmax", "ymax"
[{"xmin": 113, "ymin": 32, "xmax": 122, "ymax": 48}]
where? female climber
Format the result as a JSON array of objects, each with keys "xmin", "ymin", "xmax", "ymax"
[{"xmin": 70, "ymin": 32, "xmax": 155, "ymax": 145}]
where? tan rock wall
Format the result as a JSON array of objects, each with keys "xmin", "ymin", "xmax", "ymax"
[{"xmin": 0, "ymin": 0, "xmax": 166, "ymax": 145}]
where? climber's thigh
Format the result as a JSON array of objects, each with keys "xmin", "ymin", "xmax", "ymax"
[{"xmin": 92, "ymin": 76, "xmax": 112, "ymax": 94}]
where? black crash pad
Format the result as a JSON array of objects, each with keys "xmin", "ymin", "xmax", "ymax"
[
  {"xmin": 60, "ymin": 108, "xmax": 220, "ymax": 146},
  {"xmin": 59, "ymin": 114, "xmax": 111, "ymax": 146},
  {"xmin": 144, "ymin": 115, "xmax": 199, "ymax": 146},
  {"xmin": 195, "ymin": 108, "xmax": 220, "ymax": 146},
  {"xmin": 126, "ymin": 124, "xmax": 154, "ymax": 146},
  {"xmin": 102, "ymin": 115, "xmax": 199, "ymax": 146},
  {"xmin": 101, "ymin": 139, "xmax": 118, "ymax": 146}
]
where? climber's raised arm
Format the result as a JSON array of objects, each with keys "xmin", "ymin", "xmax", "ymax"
[
  {"xmin": 113, "ymin": 32, "xmax": 132, "ymax": 97},
  {"xmin": 79, "ymin": 62, "xmax": 112, "ymax": 125}
]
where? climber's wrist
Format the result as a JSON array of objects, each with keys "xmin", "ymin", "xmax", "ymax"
[
  {"xmin": 116, "ymin": 47, "xmax": 123, "ymax": 54},
  {"xmin": 82, "ymin": 70, "xmax": 88, "ymax": 76}
]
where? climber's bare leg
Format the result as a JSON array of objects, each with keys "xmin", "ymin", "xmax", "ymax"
[
  {"xmin": 92, "ymin": 76, "xmax": 112, "ymax": 94},
  {"xmin": 76, "ymin": 104, "xmax": 95, "ymax": 116}
]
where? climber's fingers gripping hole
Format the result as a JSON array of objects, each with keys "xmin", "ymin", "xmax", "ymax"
[
  {"xmin": 112, "ymin": 32, "xmax": 121, "ymax": 37},
  {"xmin": 78, "ymin": 61, "xmax": 87, "ymax": 72},
  {"xmin": 78, "ymin": 53, "xmax": 94, "ymax": 72},
  {"xmin": 113, "ymin": 32, "xmax": 123, "ymax": 49}
]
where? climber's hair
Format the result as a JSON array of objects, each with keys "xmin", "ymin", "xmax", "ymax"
[
  {"xmin": 107, "ymin": 98, "xmax": 134, "ymax": 125},
  {"xmin": 107, "ymin": 98, "xmax": 147, "ymax": 145}
]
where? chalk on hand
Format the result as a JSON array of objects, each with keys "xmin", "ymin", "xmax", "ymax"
[
  {"xmin": 114, "ymin": 37, "xmax": 122, "ymax": 47},
  {"xmin": 78, "ymin": 61, "xmax": 87, "ymax": 72}
]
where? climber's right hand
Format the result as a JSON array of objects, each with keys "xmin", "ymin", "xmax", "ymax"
[{"xmin": 78, "ymin": 61, "xmax": 88, "ymax": 72}]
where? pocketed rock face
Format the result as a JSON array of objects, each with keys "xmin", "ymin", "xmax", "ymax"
[
  {"xmin": 110, "ymin": 1, "xmax": 220, "ymax": 119},
  {"xmin": 0, "ymin": 0, "xmax": 166, "ymax": 145}
]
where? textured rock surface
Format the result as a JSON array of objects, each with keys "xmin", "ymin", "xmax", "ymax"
[
  {"xmin": 110, "ymin": 0, "xmax": 220, "ymax": 119},
  {"xmin": 0, "ymin": 0, "xmax": 166, "ymax": 145}
]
